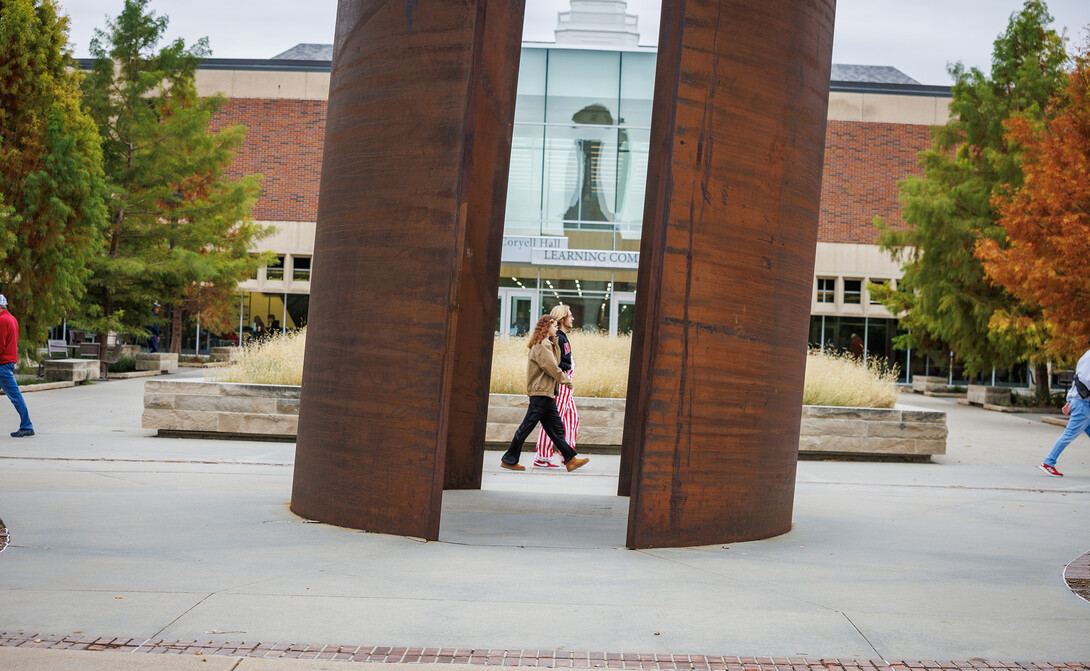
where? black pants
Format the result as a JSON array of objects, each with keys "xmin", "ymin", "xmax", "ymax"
[{"xmin": 503, "ymin": 395, "xmax": 577, "ymax": 465}]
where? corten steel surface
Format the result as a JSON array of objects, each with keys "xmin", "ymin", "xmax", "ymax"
[
  {"xmin": 444, "ymin": 1, "xmax": 525, "ymax": 491},
  {"xmin": 621, "ymin": 0, "xmax": 836, "ymax": 548},
  {"xmin": 292, "ymin": 0, "xmax": 524, "ymax": 538}
]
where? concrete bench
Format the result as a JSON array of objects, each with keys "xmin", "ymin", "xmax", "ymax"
[
  {"xmin": 136, "ymin": 352, "xmax": 178, "ymax": 372},
  {"xmin": 41, "ymin": 359, "xmax": 99, "ymax": 382},
  {"xmin": 912, "ymin": 376, "xmax": 947, "ymax": 393},
  {"xmin": 967, "ymin": 384, "xmax": 1009, "ymax": 406}
]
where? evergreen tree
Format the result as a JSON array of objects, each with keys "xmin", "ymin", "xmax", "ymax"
[
  {"xmin": 80, "ymin": 0, "xmax": 268, "ymax": 353},
  {"xmin": 0, "ymin": 0, "xmax": 107, "ymax": 360},
  {"xmin": 977, "ymin": 45, "xmax": 1090, "ymax": 363},
  {"xmin": 873, "ymin": 0, "xmax": 1068, "ymax": 385}
]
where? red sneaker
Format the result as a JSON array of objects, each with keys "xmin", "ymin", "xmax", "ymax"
[
  {"xmin": 533, "ymin": 459, "xmax": 562, "ymax": 469},
  {"xmin": 1038, "ymin": 463, "xmax": 1063, "ymax": 477}
]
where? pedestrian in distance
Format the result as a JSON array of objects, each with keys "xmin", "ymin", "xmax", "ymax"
[
  {"xmin": 501, "ymin": 314, "xmax": 589, "ymax": 473},
  {"xmin": 1039, "ymin": 339, "xmax": 1090, "ymax": 477},
  {"xmin": 0, "ymin": 294, "xmax": 34, "ymax": 437},
  {"xmin": 535, "ymin": 304, "xmax": 579, "ymax": 469}
]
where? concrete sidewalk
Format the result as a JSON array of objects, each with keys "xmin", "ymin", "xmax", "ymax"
[{"xmin": 0, "ymin": 370, "xmax": 1088, "ymax": 669}]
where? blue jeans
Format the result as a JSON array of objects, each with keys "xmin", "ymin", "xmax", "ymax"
[
  {"xmin": 0, "ymin": 362, "xmax": 32, "ymax": 431},
  {"xmin": 1044, "ymin": 397, "xmax": 1090, "ymax": 466}
]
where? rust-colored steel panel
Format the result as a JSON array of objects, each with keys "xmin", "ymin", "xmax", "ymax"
[
  {"xmin": 291, "ymin": 0, "xmax": 525, "ymax": 538},
  {"xmin": 444, "ymin": 1, "xmax": 525, "ymax": 491},
  {"xmin": 623, "ymin": 0, "xmax": 836, "ymax": 548}
]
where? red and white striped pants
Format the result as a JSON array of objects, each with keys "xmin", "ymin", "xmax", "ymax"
[{"xmin": 536, "ymin": 371, "xmax": 578, "ymax": 461}]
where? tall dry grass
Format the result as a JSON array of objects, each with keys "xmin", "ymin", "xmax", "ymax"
[
  {"xmin": 208, "ymin": 329, "xmax": 306, "ymax": 386},
  {"xmin": 490, "ymin": 330, "xmax": 631, "ymax": 398},
  {"xmin": 212, "ymin": 328, "xmax": 900, "ymax": 408},
  {"xmin": 803, "ymin": 348, "xmax": 900, "ymax": 408}
]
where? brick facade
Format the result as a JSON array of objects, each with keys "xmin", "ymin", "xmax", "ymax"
[
  {"xmin": 210, "ymin": 98, "xmax": 326, "ymax": 223},
  {"xmin": 818, "ymin": 120, "xmax": 930, "ymax": 244},
  {"xmin": 213, "ymin": 99, "xmax": 932, "ymax": 244}
]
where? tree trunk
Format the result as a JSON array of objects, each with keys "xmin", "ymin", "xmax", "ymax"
[
  {"xmin": 1034, "ymin": 362, "xmax": 1050, "ymax": 399},
  {"xmin": 169, "ymin": 303, "xmax": 184, "ymax": 354}
]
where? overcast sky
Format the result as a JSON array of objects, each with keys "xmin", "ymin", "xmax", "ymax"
[{"xmin": 62, "ymin": 0, "xmax": 1090, "ymax": 86}]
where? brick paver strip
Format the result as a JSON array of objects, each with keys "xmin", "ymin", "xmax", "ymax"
[
  {"xmin": 1066, "ymin": 549, "xmax": 1090, "ymax": 603},
  {"xmin": 0, "ymin": 633, "xmax": 1087, "ymax": 669}
]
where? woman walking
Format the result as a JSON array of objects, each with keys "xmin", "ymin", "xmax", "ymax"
[
  {"xmin": 501, "ymin": 315, "xmax": 589, "ymax": 473},
  {"xmin": 534, "ymin": 305, "xmax": 579, "ymax": 469}
]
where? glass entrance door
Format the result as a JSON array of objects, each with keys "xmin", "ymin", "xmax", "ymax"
[
  {"xmin": 498, "ymin": 289, "xmax": 539, "ymax": 337},
  {"xmin": 610, "ymin": 291, "xmax": 636, "ymax": 336}
]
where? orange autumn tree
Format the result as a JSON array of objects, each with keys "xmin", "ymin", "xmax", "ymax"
[{"xmin": 977, "ymin": 49, "xmax": 1090, "ymax": 364}]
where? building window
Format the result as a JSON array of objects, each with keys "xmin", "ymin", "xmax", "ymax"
[
  {"xmin": 292, "ymin": 256, "xmax": 311, "ymax": 282},
  {"xmin": 843, "ymin": 279, "xmax": 862, "ymax": 304},
  {"xmin": 868, "ymin": 279, "xmax": 887, "ymax": 305},
  {"xmin": 266, "ymin": 255, "xmax": 285, "ymax": 281},
  {"xmin": 816, "ymin": 277, "xmax": 835, "ymax": 303}
]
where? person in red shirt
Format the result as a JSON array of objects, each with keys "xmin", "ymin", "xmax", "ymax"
[{"xmin": 0, "ymin": 294, "xmax": 34, "ymax": 437}]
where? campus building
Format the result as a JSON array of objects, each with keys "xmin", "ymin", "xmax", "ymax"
[{"xmin": 186, "ymin": 2, "xmax": 957, "ymax": 381}]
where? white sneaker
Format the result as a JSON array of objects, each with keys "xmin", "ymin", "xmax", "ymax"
[{"xmin": 533, "ymin": 459, "xmax": 563, "ymax": 469}]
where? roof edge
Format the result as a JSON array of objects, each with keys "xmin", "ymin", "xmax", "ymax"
[{"xmin": 74, "ymin": 57, "xmax": 952, "ymax": 97}]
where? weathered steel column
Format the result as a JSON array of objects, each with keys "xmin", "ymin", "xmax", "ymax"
[
  {"xmin": 291, "ymin": 0, "xmax": 524, "ymax": 538},
  {"xmin": 622, "ymin": 0, "xmax": 836, "ymax": 548}
]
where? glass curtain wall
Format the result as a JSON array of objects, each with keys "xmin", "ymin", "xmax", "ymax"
[{"xmin": 502, "ymin": 46, "xmax": 654, "ymax": 332}]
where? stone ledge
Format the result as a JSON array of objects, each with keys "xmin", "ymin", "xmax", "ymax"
[
  {"xmin": 42, "ymin": 359, "xmax": 99, "ymax": 382},
  {"xmin": 108, "ymin": 370, "xmax": 164, "ymax": 379},
  {"xmin": 14, "ymin": 381, "xmax": 76, "ymax": 393},
  {"xmin": 1042, "ymin": 415, "xmax": 1068, "ymax": 427},
  {"xmin": 142, "ymin": 384, "xmax": 947, "ymax": 458},
  {"xmin": 983, "ymin": 403, "xmax": 1059, "ymax": 414},
  {"xmin": 967, "ymin": 384, "xmax": 1009, "ymax": 406},
  {"xmin": 136, "ymin": 352, "xmax": 178, "ymax": 371}
]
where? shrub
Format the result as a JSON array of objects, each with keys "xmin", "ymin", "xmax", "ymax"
[
  {"xmin": 803, "ymin": 348, "xmax": 900, "ymax": 408},
  {"xmin": 108, "ymin": 356, "xmax": 137, "ymax": 373}
]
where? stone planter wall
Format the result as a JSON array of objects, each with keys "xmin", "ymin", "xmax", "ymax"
[
  {"xmin": 799, "ymin": 405, "xmax": 946, "ymax": 459},
  {"xmin": 142, "ymin": 380, "xmax": 299, "ymax": 438},
  {"xmin": 967, "ymin": 384, "xmax": 1009, "ymax": 406},
  {"xmin": 42, "ymin": 359, "xmax": 99, "ymax": 382},
  {"xmin": 142, "ymin": 382, "xmax": 947, "ymax": 459},
  {"xmin": 912, "ymin": 376, "xmax": 947, "ymax": 393},
  {"xmin": 137, "ymin": 352, "xmax": 178, "ymax": 372},
  {"xmin": 485, "ymin": 393, "xmax": 625, "ymax": 448}
]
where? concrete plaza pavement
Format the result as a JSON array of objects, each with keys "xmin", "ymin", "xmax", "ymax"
[{"xmin": 0, "ymin": 369, "xmax": 1088, "ymax": 669}]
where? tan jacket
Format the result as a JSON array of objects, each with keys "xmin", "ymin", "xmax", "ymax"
[{"xmin": 526, "ymin": 336, "xmax": 572, "ymax": 397}]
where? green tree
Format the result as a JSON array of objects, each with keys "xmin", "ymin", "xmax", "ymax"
[
  {"xmin": 872, "ymin": 0, "xmax": 1068, "ymax": 387},
  {"xmin": 0, "ymin": 0, "xmax": 107, "ymax": 360},
  {"xmin": 80, "ymin": 0, "xmax": 268, "ymax": 353}
]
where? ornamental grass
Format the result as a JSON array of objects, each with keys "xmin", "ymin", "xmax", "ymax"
[
  {"xmin": 490, "ymin": 330, "xmax": 632, "ymax": 398},
  {"xmin": 208, "ymin": 328, "xmax": 306, "ymax": 386},
  {"xmin": 210, "ymin": 328, "xmax": 900, "ymax": 409},
  {"xmin": 803, "ymin": 348, "xmax": 900, "ymax": 408}
]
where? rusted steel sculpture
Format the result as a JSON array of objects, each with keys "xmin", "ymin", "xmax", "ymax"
[
  {"xmin": 620, "ymin": 0, "xmax": 836, "ymax": 548},
  {"xmin": 293, "ymin": 0, "xmax": 834, "ymax": 548},
  {"xmin": 291, "ymin": 0, "xmax": 524, "ymax": 538}
]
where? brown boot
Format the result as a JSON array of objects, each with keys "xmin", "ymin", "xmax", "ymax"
[
  {"xmin": 500, "ymin": 461, "xmax": 526, "ymax": 471},
  {"xmin": 565, "ymin": 457, "xmax": 589, "ymax": 472}
]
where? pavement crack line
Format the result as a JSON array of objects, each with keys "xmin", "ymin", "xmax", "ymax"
[
  {"xmin": 150, "ymin": 592, "xmax": 218, "ymax": 640},
  {"xmin": 841, "ymin": 611, "xmax": 884, "ymax": 659}
]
